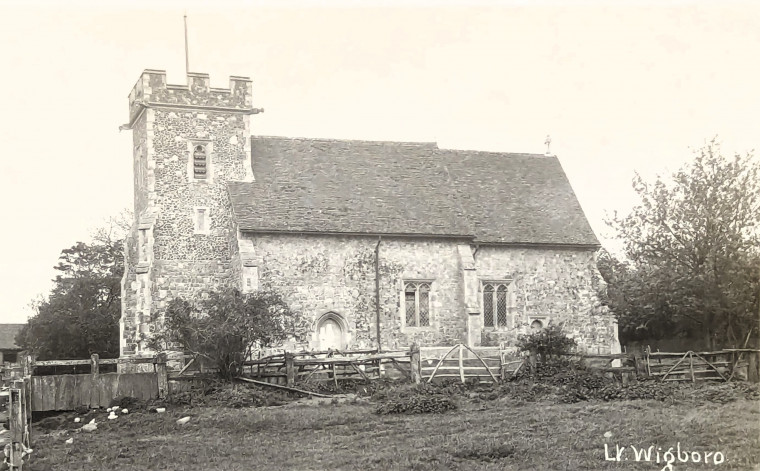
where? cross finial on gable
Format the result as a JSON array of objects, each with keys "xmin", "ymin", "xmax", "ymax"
[{"xmin": 544, "ymin": 135, "xmax": 552, "ymax": 155}]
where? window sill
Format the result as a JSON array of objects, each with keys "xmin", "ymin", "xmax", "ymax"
[{"xmin": 136, "ymin": 262, "xmax": 150, "ymax": 274}]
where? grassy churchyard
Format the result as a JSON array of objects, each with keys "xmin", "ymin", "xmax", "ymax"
[{"xmin": 27, "ymin": 383, "xmax": 760, "ymax": 471}]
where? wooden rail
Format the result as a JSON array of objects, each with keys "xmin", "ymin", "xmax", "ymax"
[
  {"xmin": 243, "ymin": 348, "xmax": 414, "ymax": 387},
  {"xmin": 645, "ymin": 348, "xmax": 760, "ymax": 383}
]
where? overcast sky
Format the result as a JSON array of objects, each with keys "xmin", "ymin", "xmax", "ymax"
[{"xmin": 1, "ymin": 0, "xmax": 758, "ymax": 324}]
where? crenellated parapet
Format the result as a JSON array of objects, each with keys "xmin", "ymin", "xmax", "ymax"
[{"xmin": 127, "ymin": 69, "xmax": 257, "ymax": 125}]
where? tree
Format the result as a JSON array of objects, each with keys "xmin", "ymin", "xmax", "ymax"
[
  {"xmin": 604, "ymin": 140, "xmax": 760, "ymax": 349},
  {"xmin": 16, "ymin": 230, "xmax": 125, "ymax": 360},
  {"xmin": 150, "ymin": 288, "xmax": 308, "ymax": 381}
]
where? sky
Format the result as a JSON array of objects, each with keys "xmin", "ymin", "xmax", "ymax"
[{"xmin": 0, "ymin": 0, "xmax": 758, "ymax": 324}]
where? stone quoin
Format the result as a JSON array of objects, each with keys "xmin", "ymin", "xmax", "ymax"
[{"xmin": 119, "ymin": 69, "xmax": 620, "ymax": 369}]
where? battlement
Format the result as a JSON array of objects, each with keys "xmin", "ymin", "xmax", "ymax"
[{"xmin": 128, "ymin": 69, "xmax": 253, "ymax": 120}]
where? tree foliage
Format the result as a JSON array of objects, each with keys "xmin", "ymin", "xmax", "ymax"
[
  {"xmin": 151, "ymin": 288, "xmax": 307, "ymax": 381},
  {"xmin": 604, "ymin": 140, "xmax": 760, "ymax": 348},
  {"xmin": 16, "ymin": 232, "xmax": 125, "ymax": 360}
]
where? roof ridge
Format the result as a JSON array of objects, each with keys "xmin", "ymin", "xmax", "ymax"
[
  {"xmin": 252, "ymin": 135, "xmax": 438, "ymax": 148},
  {"xmin": 436, "ymin": 147, "xmax": 553, "ymax": 158}
]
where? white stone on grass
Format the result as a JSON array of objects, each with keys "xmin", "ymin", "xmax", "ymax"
[{"xmin": 82, "ymin": 423, "xmax": 97, "ymax": 432}]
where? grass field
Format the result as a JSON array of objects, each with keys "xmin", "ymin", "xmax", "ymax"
[{"xmin": 27, "ymin": 394, "xmax": 760, "ymax": 471}]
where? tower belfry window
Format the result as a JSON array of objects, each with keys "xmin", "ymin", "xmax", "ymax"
[{"xmin": 193, "ymin": 145, "xmax": 207, "ymax": 179}]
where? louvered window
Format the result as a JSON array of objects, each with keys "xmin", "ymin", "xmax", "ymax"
[
  {"xmin": 483, "ymin": 282, "xmax": 511, "ymax": 329},
  {"xmin": 404, "ymin": 282, "xmax": 431, "ymax": 327},
  {"xmin": 193, "ymin": 144, "xmax": 207, "ymax": 179}
]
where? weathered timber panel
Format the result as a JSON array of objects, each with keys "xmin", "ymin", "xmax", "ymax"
[
  {"xmin": 117, "ymin": 373, "xmax": 158, "ymax": 400},
  {"xmin": 32, "ymin": 372, "xmax": 159, "ymax": 411}
]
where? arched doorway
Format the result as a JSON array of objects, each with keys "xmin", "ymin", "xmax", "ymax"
[{"xmin": 316, "ymin": 312, "xmax": 346, "ymax": 351}]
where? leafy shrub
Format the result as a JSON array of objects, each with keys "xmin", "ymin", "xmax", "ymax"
[
  {"xmin": 516, "ymin": 325, "xmax": 577, "ymax": 359},
  {"xmin": 375, "ymin": 395, "xmax": 457, "ymax": 415},
  {"xmin": 495, "ymin": 382, "xmax": 558, "ymax": 402},
  {"xmin": 166, "ymin": 383, "xmax": 294, "ymax": 408},
  {"xmin": 588, "ymin": 381, "xmax": 683, "ymax": 403}
]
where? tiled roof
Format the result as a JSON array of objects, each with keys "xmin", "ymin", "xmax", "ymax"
[
  {"xmin": 0, "ymin": 324, "xmax": 24, "ymax": 351},
  {"xmin": 227, "ymin": 136, "xmax": 599, "ymax": 246}
]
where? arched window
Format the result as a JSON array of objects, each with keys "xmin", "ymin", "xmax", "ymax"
[
  {"xmin": 404, "ymin": 282, "xmax": 430, "ymax": 327},
  {"xmin": 483, "ymin": 282, "xmax": 511, "ymax": 329}
]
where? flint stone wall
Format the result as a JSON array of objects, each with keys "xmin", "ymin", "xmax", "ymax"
[{"xmin": 239, "ymin": 233, "xmax": 615, "ymax": 353}]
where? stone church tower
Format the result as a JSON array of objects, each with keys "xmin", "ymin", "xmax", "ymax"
[{"xmin": 120, "ymin": 70, "xmax": 260, "ymax": 362}]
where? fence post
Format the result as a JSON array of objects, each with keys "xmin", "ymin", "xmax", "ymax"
[
  {"xmin": 22, "ymin": 355, "xmax": 32, "ymax": 378},
  {"xmin": 458, "ymin": 345, "xmax": 465, "ymax": 383},
  {"xmin": 748, "ymin": 352, "xmax": 760, "ymax": 383},
  {"xmin": 154, "ymin": 352, "xmax": 168, "ymax": 399},
  {"xmin": 10, "ymin": 382, "xmax": 24, "ymax": 442},
  {"xmin": 633, "ymin": 353, "xmax": 647, "ymax": 379},
  {"xmin": 90, "ymin": 353, "xmax": 100, "ymax": 378},
  {"xmin": 528, "ymin": 350, "xmax": 537, "ymax": 375},
  {"xmin": 9, "ymin": 379, "xmax": 32, "ymax": 470},
  {"xmin": 409, "ymin": 344, "xmax": 421, "ymax": 384},
  {"xmin": 688, "ymin": 352, "xmax": 695, "ymax": 383},
  {"xmin": 285, "ymin": 352, "xmax": 295, "ymax": 387}
]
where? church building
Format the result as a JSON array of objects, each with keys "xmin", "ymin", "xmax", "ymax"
[{"xmin": 119, "ymin": 69, "xmax": 618, "ymax": 360}]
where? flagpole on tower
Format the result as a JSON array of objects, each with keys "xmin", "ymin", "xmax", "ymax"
[{"xmin": 184, "ymin": 12, "xmax": 190, "ymax": 75}]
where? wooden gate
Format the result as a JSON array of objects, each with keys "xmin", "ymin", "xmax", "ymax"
[
  {"xmin": 645, "ymin": 348, "xmax": 760, "ymax": 382},
  {"xmin": 419, "ymin": 344, "xmax": 504, "ymax": 383}
]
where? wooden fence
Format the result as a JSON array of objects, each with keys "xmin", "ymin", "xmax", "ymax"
[
  {"xmin": 242, "ymin": 348, "xmax": 413, "ymax": 387},
  {"xmin": 240, "ymin": 346, "xmax": 655, "ymax": 387},
  {"xmin": 19, "ymin": 346, "xmax": 754, "ymax": 412},
  {"xmin": 11, "ymin": 354, "xmax": 168, "ymax": 412},
  {"xmin": 645, "ymin": 348, "xmax": 760, "ymax": 383}
]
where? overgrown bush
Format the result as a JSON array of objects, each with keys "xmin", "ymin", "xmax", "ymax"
[
  {"xmin": 375, "ymin": 394, "xmax": 457, "ymax": 415},
  {"xmin": 586, "ymin": 381, "xmax": 683, "ymax": 403},
  {"xmin": 150, "ymin": 288, "xmax": 309, "ymax": 380},
  {"xmin": 166, "ymin": 382, "xmax": 294, "ymax": 408},
  {"xmin": 516, "ymin": 325, "xmax": 577, "ymax": 359}
]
